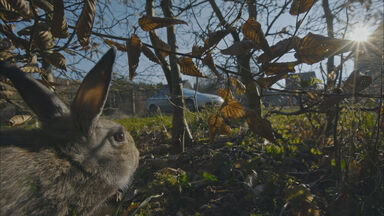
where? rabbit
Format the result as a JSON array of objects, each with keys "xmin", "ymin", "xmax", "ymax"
[{"xmin": 0, "ymin": 48, "xmax": 139, "ymax": 216}]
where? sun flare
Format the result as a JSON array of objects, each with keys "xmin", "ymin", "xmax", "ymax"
[{"xmin": 349, "ymin": 26, "xmax": 370, "ymax": 42}]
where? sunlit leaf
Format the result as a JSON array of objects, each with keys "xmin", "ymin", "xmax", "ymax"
[
  {"xmin": 43, "ymin": 52, "xmax": 66, "ymax": 70},
  {"xmin": 149, "ymin": 32, "xmax": 171, "ymax": 58},
  {"xmin": 261, "ymin": 62, "xmax": 296, "ymax": 75},
  {"xmin": 177, "ymin": 57, "xmax": 208, "ymax": 78},
  {"xmin": 257, "ymin": 36, "xmax": 300, "ymax": 64},
  {"xmin": 221, "ymin": 39, "xmax": 257, "ymax": 55},
  {"xmin": 241, "ymin": 18, "xmax": 270, "ymax": 53},
  {"xmin": 246, "ymin": 110, "xmax": 275, "ymax": 141},
  {"xmin": 126, "ymin": 34, "xmax": 142, "ymax": 80},
  {"xmin": 76, "ymin": 0, "xmax": 97, "ymax": 48},
  {"xmin": 7, "ymin": 115, "xmax": 32, "ymax": 126},
  {"xmin": 218, "ymin": 88, "xmax": 233, "ymax": 100},
  {"xmin": 20, "ymin": 65, "xmax": 43, "ymax": 73},
  {"xmin": 256, "ymin": 72, "xmax": 289, "ymax": 88},
  {"xmin": 138, "ymin": 16, "xmax": 187, "ymax": 31},
  {"xmin": 103, "ymin": 38, "xmax": 127, "ymax": 51},
  {"xmin": 202, "ymin": 52, "xmax": 221, "ymax": 78},
  {"xmin": 221, "ymin": 98, "xmax": 246, "ymax": 119},
  {"xmin": 290, "ymin": 0, "xmax": 317, "ymax": 15},
  {"xmin": 231, "ymin": 77, "xmax": 246, "ymax": 95},
  {"xmin": 208, "ymin": 114, "xmax": 231, "ymax": 141},
  {"xmin": 51, "ymin": 0, "xmax": 68, "ymax": 38},
  {"xmin": 294, "ymin": 32, "xmax": 354, "ymax": 64},
  {"xmin": 0, "ymin": 50, "xmax": 16, "ymax": 60},
  {"xmin": 141, "ymin": 45, "xmax": 160, "ymax": 64}
]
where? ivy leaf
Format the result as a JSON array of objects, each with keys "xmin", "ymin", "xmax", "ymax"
[{"xmin": 138, "ymin": 16, "xmax": 187, "ymax": 31}]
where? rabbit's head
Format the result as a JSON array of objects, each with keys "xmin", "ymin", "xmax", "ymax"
[{"xmin": 0, "ymin": 48, "xmax": 139, "ymax": 189}]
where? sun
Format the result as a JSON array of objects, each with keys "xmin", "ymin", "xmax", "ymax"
[{"xmin": 349, "ymin": 26, "xmax": 370, "ymax": 42}]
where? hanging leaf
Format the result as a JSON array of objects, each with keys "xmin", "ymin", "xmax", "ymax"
[
  {"xmin": 31, "ymin": 23, "xmax": 54, "ymax": 51},
  {"xmin": 221, "ymin": 98, "xmax": 246, "ymax": 119},
  {"xmin": 261, "ymin": 62, "xmax": 296, "ymax": 75},
  {"xmin": 192, "ymin": 45, "xmax": 204, "ymax": 57},
  {"xmin": 32, "ymin": 0, "xmax": 53, "ymax": 13},
  {"xmin": 257, "ymin": 36, "xmax": 300, "ymax": 64},
  {"xmin": 51, "ymin": 0, "xmax": 68, "ymax": 38},
  {"xmin": 138, "ymin": 16, "xmax": 187, "ymax": 31},
  {"xmin": 0, "ymin": 0, "xmax": 21, "ymax": 21},
  {"xmin": 256, "ymin": 73, "xmax": 289, "ymax": 89},
  {"xmin": 231, "ymin": 77, "xmax": 246, "ymax": 95},
  {"xmin": 203, "ymin": 28, "xmax": 236, "ymax": 52},
  {"xmin": 177, "ymin": 57, "xmax": 208, "ymax": 78},
  {"xmin": 0, "ymin": 50, "xmax": 16, "ymax": 60},
  {"xmin": 202, "ymin": 52, "xmax": 221, "ymax": 78},
  {"xmin": 141, "ymin": 45, "xmax": 160, "ymax": 64},
  {"xmin": 149, "ymin": 32, "xmax": 171, "ymax": 58},
  {"xmin": 246, "ymin": 110, "xmax": 275, "ymax": 141},
  {"xmin": 241, "ymin": 18, "xmax": 270, "ymax": 53},
  {"xmin": 103, "ymin": 38, "xmax": 127, "ymax": 51},
  {"xmin": 7, "ymin": 115, "xmax": 32, "ymax": 126},
  {"xmin": 43, "ymin": 52, "xmax": 66, "ymax": 70},
  {"xmin": 126, "ymin": 34, "xmax": 142, "ymax": 80},
  {"xmin": 221, "ymin": 39, "xmax": 258, "ymax": 55},
  {"xmin": 8, "ymin": 0, "xmax": 31, "ymax": 19},
  {"xmin": 218, "ymin": 88, "xmax": 233, "ymax": 100},
  {"xmin": 294, "ymin": 32, "xmax": 353, "ymax": 64},
  {"xmin": 208, "ymin": 114, "xmax": 231, "ymax": 141},
  {"xmin": 290, "ymin": 0, "xmax": 317, "ymax": 15},
  {"xmin": 76, "ymin": 0, "xmax": 97, "ymax": 48}
]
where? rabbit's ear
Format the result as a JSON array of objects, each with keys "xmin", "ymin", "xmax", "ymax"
[
  {"xmin": 0, "ymin": 61, "xmax": 69, "ymax": 121},
  {"xmin": 71, "ymin": 48, "xmax": 116, "ymax": 134}
]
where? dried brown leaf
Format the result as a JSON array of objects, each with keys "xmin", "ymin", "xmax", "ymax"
[
  {"xmin": 0, "ymin": 0, "xmax": 21, "ymax": 21},
  {"xmin": 32, "ymin": 24, "xmax": 54, "ymax": 51},
  {"xmin": 20, "ymin": 65, "xmax": 43, "ymax": 73},
  {"xmin": 246, "ymin": 110, "xmax": 275, "ymax": 141},
  {"xmin": 7, "ymin": 115, "xmax": 32, "ymax": 126},
  {"xmin": 149, "ymin": 32, "xmax": 171, "ymax": 58},
  {"xmin": 0, "ymin": 50, "xmax": 16, "ymax": 60},
  {"xmin": 138, "ymin": 16, "xmax": 187, "ymax": 31},
  {"xmin": 103, "ymin": 38, "xmax": 127, "ymax": 51},
  {"xmin": 231, "ymin": 77, "xmax": 246, "ymax": 95},
  {"xmin": 192, "ymin": 45, "xmax": 204, "ymax": 57},
  {"xmin": 177, "ymin": 57, "xmax": 207, "ymax": 78},
  {"xmin": 208, "ymin": 114, "xmax": 231, "ymax": 141},
  {"xmin": 141, "ymin": 45, "xmax": 160, "ymax": 64},
  {"xmin": 257, "ymin": 36, "xmax": 300, "ymax": 64},
  {"xmin": 76, "ymin": 0, "xmax": 97, "ymax": 48},
  {"xmin": 0, "ymin": 24, "xmax": 28, "ymax": 50},
  {"xmin": 221, "ymin": 98, "xmax": 246, "ymax": 119},
  {"xmin": 44, "ymin": 52, "xmax": 66, "ymax": 70},
  {"xmin": 294, "ymin": 33, "xmax": 353, "ymax": 64},
  {"xmin": 218, "ymin": 88, "xmax": 233, "ymax": 100},
  {"xmin": 290, "ymin": 0, "xmax": 317, "ymax": 15},
  {"xmin": 203, "ymin": 28, "xmax": 235, "ymax": 51},
  {"xmin": 126, "ymin": 34, "xmax": 142, "ymax": 80},
  {"xmin": 202, "ymin": 53, "xmax": 221, "ymax": 78},
  {"xmin": 32, "ymin": 0, "xmax": 53, "ymax": 13},
  {"xmin": 8, "ymin": 0, "xmax": 31, "ymax": 19},
  {"xmin": 241, "ymin": 18, "xmax": 270, "ymax": 53},
  {"xmin": 221, "ymin": 40, "xmax": 257, "ymax": 55},
  {"xmin": 51, "ymin": 0, "xmax": 68, "ymax": 38}
]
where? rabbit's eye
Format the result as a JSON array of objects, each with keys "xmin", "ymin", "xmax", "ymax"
[{"xmin": 113, "ymin": 132, "xmax": 125, "ymax": 142}]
